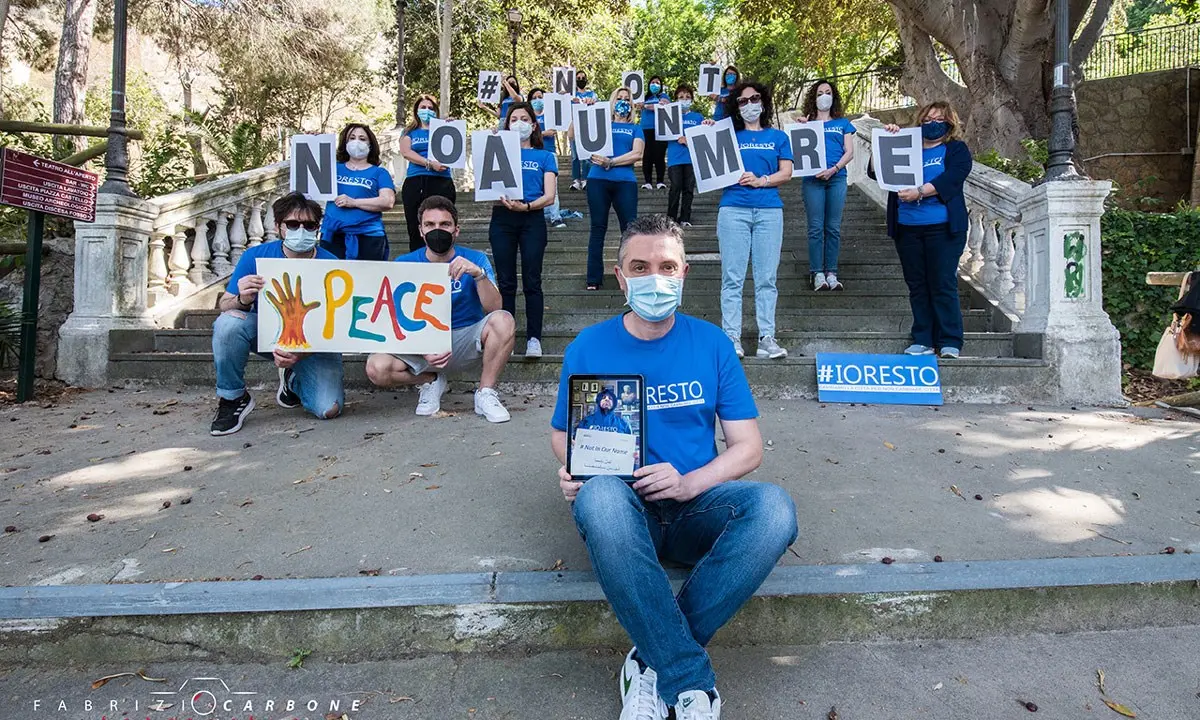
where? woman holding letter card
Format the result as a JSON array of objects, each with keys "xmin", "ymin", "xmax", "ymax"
[
  {"xmin": 585, "ymin": 87, "xmax": 645, "ymax": 291},
  {"xmin": 398, "ymin": 95, "xmax": 456, "ymax": 252},
  {"xmin": 799, "ymin": 80, "xmax": 856, "ymax": 292},
  {"xmin": 716, "ymin": 82, "xmax": 794, "ymax": 361},
  {"xmin": 876, "ymin": 101, "xmax": 973, "ymax": 359},
  {"xmin": 321, "ymin": 123, "xmax": 396, "ymax": 261},
  {"xmin": 639, "ymin": 74, "xmax": 670, "ymax": 191},
  {"xmin": 490, "ymin": 102, "xmax": 558, "ymax": 359}
]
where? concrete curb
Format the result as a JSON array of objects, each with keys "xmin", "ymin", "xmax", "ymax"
[{"xmin": 2, "ymin": 556, "xmax": 1197, "ymax": 667}]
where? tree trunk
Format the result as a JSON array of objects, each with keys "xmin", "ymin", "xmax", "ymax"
[
  {"xmin": 52, "ymin": 0, "xmax": 98, "ymax": 156},
  {"xmin": 0, "ymin": 0, "xmax": 10, "ymax": 114},
  {"xmin": 181, "ymin": 75, "xmax": 208, "ymax": 177}
]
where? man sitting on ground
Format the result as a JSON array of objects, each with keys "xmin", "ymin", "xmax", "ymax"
[
  {"xmin": 551, "ymin": 214, "xmax": 798, "ymax": 720},
  {"xmin": 210, "ymin": 192, "xmax": 344, "ymax": 436},
  {"xmin": 365, "ymin": 196, "xmax": 515, "ymax": 423}
]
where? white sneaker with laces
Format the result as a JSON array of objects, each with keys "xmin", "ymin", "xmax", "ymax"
[
  {"xmin": 656, "ymin": 182, "xmax": 667, "ymax": 190},
  {"xmin": 757, "ymin": 335, "xmax": 788, "ymax": 359},
  {"xmin": 641, "ymin": 183, "xmax": 653, "ymax": 190},
  {"xmin": 581, "ymin": 179, "xmax": 588, "ymax": 189},
  {"xmin": 681, "ymin": 221, "xmax": 693, "ymax": 228},
  {"xmin": 826, "ymin": 272, "xmax": 843, "ymax": 290},
  {"xmin": 727, "ymin": 334, "xmax": 744, "ymax": 358},
  {"xmin": 813, "ymin": 271, "xmax": 829, "ymax": 291},
  {"xmin": 474, "ymin": 387, "xmax": 511, "ymax": 423},
  {"xmin": 904, "ymin": 344, "xmax": 935, "ymax": 356},
  {"xmin": 619, "ymin": 648, "xmax": 669, "ymax": 720},
  {"xmin": 415, "ymin": 373, "xmax": 447, "ymax": 416},
  {"xmin": 570, "ymin": 179, "xmax": 581, "ymax": 190},
  {"xmin": 525, "ymin": 337, "xmax": 543, "ymax": 358},
  {"xmin": 674, "ymin": 689, "xmax": 721, "ymax": 720}
]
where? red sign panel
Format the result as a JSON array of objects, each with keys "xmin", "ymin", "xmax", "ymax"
[{"xmin": 0, "ymin": 148, "xmax": 99, "ymax": 223}]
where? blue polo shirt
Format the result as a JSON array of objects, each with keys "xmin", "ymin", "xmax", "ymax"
[
  {"xmin": 395, "ymin": 246, "xmax": 496, "ymax": 329},
  {"xmin": 819, "ymin": 117, "xmax": 856, "ymax": 178},
  {"xmin": 587, "ymin": 122, "xmax": 639, "ymax": 183},
  {"xmin": 519, "ymin": 147, "xmax": 559, "ymax": 203},
  {"xmin": 226, "ymin": 241, "xmax": 338, "ymax": 313},
  {"xmin": 898, "ymin": 144, "xmax": 949, "ymax": 226},
  {"xmin": 640, "ymin": 91, "xmax": 669, "ymax": 129},
  {"xmin": 404, "ymin": 129, "xmax": 451, "ymax": 179},
  {"xmin": 552, "ymin": 313, "xmax": 758, "ymax": 478},
  {"xmin": 499, "ymin": 97, "xmax": 515, "ymax": 121},
  {"xmin": 667, "ymin": 111, "xmax": 705, "ymax": 167},
  {"xmin": 321, "ymin": 164, "xmax": 395, "ymax": 237},
  {"xmin": 719, "ymin": 128, "xmax": 793, "ymax": 209},
  {"xmin": 575, "ymin": 89, "xmax": 598, "ymax": 104}
]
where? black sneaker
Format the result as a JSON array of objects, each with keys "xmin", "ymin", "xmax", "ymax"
[
  {"xmin": 210, "ymin": 394, "xmax": 255, "ymax": 436},
  {"xmin": 276, "ymin": 368, "xmax": 300, "ymax": 409}
]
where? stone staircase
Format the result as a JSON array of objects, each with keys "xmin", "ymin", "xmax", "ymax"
[{"xmin": 105, "ymin": 166, "xmax": 1056, "ymax": 400}]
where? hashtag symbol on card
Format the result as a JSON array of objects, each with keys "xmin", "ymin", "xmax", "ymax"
[
  {"xmin": 481, "ymin": 75, "xmax": 499, "ymax": 98},
  {"xmin": 817, "ymin": 365, "xmax": 834, "ymax": 383}
]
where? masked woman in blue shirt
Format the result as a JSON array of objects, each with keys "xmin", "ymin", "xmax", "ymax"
[
  {"xmin": 397, "ymin": 94, "xmax": 455, "ymax": 252},
  {"xmin": 530, "ymin": 87, "xmax": 567, "ymax": 229},
  {"xmin": 709, "ymin": 65, "xmax": 740, "ymax": 121},
  {"xmin": 585, "ymin": 87, "xmax": 645, "ymax": 290},
  {"xmin": 875, "ymin": 101, "xmax": 973, "ymax": 359},
  {"xmin": 638, "ymin": 74, "xmax": 670, "ymax": 190},
  {"xmin": 569, "ymin": 71, "xmax": 598, "ymax": 191},
  {"xmin": 320, "ymin": 123, "xmax": 396, "ymax": 261},
  {"xmin": 490, "ymin": 102, "xmax": 559, "ymax": 358},
  {"xmin": 667, "ymin": 83, "xmax": 704, "ymax": 227},
  {"xmin": 717, "ymin": 82, "xmax": 794, "ymax": 361},
  {"xmin": 799, "ymin": 79, "xmax": 856, "ymax": 291}
]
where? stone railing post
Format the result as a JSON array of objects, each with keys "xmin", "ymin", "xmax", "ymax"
[
  {"xmin": 1017, "ymin": 180, "xmax": 1122, "ymax": 405},
  {"xmin": 57, "ymin": 194, "xmax": 159, "ymax": 388}
]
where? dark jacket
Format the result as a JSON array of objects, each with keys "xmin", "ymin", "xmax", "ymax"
[
  {"xmin": 578, "ymin": 388, "xmax": 632, "ymax": 434},
  {"xmin": 869, "ymin": 139, "xmax": 973, "ymax": 238}
]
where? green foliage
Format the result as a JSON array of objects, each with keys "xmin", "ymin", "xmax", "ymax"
[
  {"xmin": 629, "ymin": 0, "xmax": 719, "ymax": 86},
  {"xmin": 131, "ymin": 122, "xmax": 194, "ymax": 198},
  {"xmin": 0, "ymin": 86, "xmax": 55, "ymax": 242},
  {"xmin": 1100, "ymin": 205, "xmax": 1200, "ymax": 369},
  {"xmin": 974, "ymin": 139, "xmax": 1049, "ymax": 184},
  {"xmin": 83, "ymin": 70, "xmax": 169, "ymax": 131},
  {"xmin": 186, "ymin": 112, "xmax": 279, "ymax": 174}
]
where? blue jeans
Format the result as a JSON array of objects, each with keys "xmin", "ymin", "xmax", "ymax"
[
  {"xmin": 802, "ymin": 174, "xmax": 848, "ymax": 274},
  {"xmin": 573, "ymin": 476, "xmax": 798, "ymax": 705},
  {"xmin": 716, "ymin": 206, "xmax": 784, "ymax": 338},
  {"xmin": 893, "ymin": 223, "xmax": 968, "ymax": 350},
  {"xmin": 212, "ymin": 310, "xmax": 345, "ymax": 418},
  {"xmin": 489, "ymin": 206, "xmax": 548, "ymax": 340},
  {"xmin": 572, "ymin": 145, "xmax": 592, "ymax": 181},
  {"xmin": 586, "ymin": 179, "xmax": 638, "ymax": 287}
]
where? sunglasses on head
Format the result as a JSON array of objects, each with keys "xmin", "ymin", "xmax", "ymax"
[
  {"xmin": 736, "ymin": 93, "xmax": 762, "ymax": 107},
  {"xmin": 282, "ymin": 219, "xmax": 320, "ymax": 232}
]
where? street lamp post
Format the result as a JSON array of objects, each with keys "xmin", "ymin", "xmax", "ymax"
[
  {"xmin": 1044, "ymin": 0, "xmax": 1084, "ymax": 181},
  {"xmin": 99, "ymin": 0, "xmax": 134, "ymax": 196},
  {"xmin": 506, "ymin": 7, "xmax": 522, "ymax": 79}
]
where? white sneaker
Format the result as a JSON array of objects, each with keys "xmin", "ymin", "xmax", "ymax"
[
  {"xmin": 525, "ymin": 337, "xmax": 543, "ymax": 358},
  {"xmin": 757, "ymin": 335, "xmax": 788, "ymax": 359},
  {"xmin": 681, "ymin": 221, "xmax": 693, "ymax": 228},
  {"xmin": 415, "ymin": 373, "xmax": 447, "ymax": 416},
  {"xmin": 656, "ymin": 182, "xmax": 667, "ymax": 190},
  {"xmin": 904, "ymin": 344, "xmax": 935, "ymax": 356},
  {"xmin": 620, "ymin": 648, "xmax": 669, "ymax": 720},
  {"xmin": 581, "ymin": 179, "xmax": 588, "ymax": 189},
  {"xmin": 825, "ymin": 272, "xmax": 843, "ymax": 291},
  {"xmin": 641, "ymin": 183, "xmax": 653, "ymax": 190},
  {"xmin": 570, "ymin": 179, "xmax": 581, "ymax": 190},
  {"xmin": 813, "ymin": 272, "xmax": 829, "ymax": 291},
  {"xmin": 474, "ymin": 387, "xmax": 511, "ymax": 423},
  {"xmin": 728, "ymin": 334, "xmax": 744, "ymax": 358},
  {"xmin": 674, "ymin": 689, "xmax": 720, "ymax": 720}
]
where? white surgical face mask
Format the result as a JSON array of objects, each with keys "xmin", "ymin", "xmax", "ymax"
[
  {"xmin": 511, "ymin": 120, "xmax": 534, "ymax": 140},
  {"xmin": 624, "ymin": 273, "xmax": 683, "ymax": 323},
  {"xmin": 816, "ymin": 94, "xmax": 834, "ymax": 112},
  {"xmin": 346, "ymin": 139, "xmax": 370, "ymax": 160},
  {"xmin": 739, "ymin": 102, "xmax": 763, "ymax": 124},
  {"xmin": 680, "ymin": 98, "xmax": 693, "ymax": 111},
  {"xmin": 283, "ymin": 227, "xmax": 318, "ymax": 253}
]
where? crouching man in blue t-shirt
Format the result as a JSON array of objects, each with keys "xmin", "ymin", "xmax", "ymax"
[
  {"xmin": 550, "ymin": 214, "xmax": 798, "ymax": 720},
  {"xmin": 210, "ymin": 192, "xmax": 345, "ymax": 436},
  {"xmin": 365, "ymin": 196, "xmax": 516, "ymax": 423}
]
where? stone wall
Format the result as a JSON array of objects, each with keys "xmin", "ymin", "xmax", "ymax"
[{"xmin": 870, "ymin": 68, "xmax": 1200, "ymax": 207}]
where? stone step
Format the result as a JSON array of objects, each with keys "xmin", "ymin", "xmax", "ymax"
[
  {"xmin": 536, "ymin": 274, "xmax": 912, "ymax": 294},
  {"xmin": 106, "ymin": 351, "xmax": 1053, "ymax": 401}
]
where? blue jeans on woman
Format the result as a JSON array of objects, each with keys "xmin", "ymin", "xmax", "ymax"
[
  {"xmin": 716, "ymin": 206, "xmax": 784, "ymax": 339},
  {"xmin": 586, "ymin": 179, "xmax": 638, "ymax": 287},
  {"xmin": 802, "ymin": 174, "xmax": 847, "ymax": 274},
  {"xmin": 212, "ymin": 310, "xmax": 344, "ymax": 418},
  {"xmin": 893, "ymin": 222, "xmax": 968, "ymax": 351},
  {"xmin": 572, "ymin": 475, "xmax": 798, "ymax": 706}
]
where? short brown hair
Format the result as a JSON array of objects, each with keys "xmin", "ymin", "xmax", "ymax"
[
  {"xmin": 916, "ymin": 100, "xmax": 964, "ymax": 142},
  {"xmin": 618, "ymin": 213, "xmax": 685, "ymax": 265},
  {"xmin": 272, "ymin": 192, "xmax": 323, "ymax": 224},
  {"xmin": 418, "ymin": 195, "xmax": 458, "ymax": 225}
]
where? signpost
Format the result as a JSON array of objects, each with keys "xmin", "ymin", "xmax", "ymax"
[{"xmin": 0, "ymin": 148, "xmax": 99, "ymax": 402}]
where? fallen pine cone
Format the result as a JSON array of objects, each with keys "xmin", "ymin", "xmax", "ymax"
[
  {"xmin": 86, "ymin": 513, "xmax": 104, "ymax": 522},
  {"xmin": 881, "ymin": 556, "xmax": 895, "ymax": 565}
]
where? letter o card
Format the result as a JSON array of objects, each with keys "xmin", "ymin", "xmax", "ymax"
[
  {"xmin": 622, "ymin": 71, "xmax": 645, "ymax": 103},
  {"xmin": 428, "ymin": 118, "xmax": 467, "ymax": 169}
]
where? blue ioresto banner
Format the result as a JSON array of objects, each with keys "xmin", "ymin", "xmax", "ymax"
[{"xmin": 815, "ymin": 352, "xmax": 944, "ymax": 406}]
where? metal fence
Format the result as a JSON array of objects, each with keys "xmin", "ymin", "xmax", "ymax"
[{"xmin": 786, "ymin": 23, "xmax": 1200, "ymax": 114}]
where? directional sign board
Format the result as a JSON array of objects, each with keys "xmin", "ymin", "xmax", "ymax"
[{"xmin": 0, "ymin": 148, "xmax": 99, "ymax": 223}]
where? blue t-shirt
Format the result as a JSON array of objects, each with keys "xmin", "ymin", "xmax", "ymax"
[
  {"xmin": 404, "ymin": 128, "xmax": 452, "ymax": 180},
  {"xmin": 821, "ymin": 117, "xmax": 857, "ymax": 177},
  {"xmin": 395, "ymin": 246, "xmax": 496, "ymax": 329},
  {"xmin": 713, "ymin": 87, "xmax": 730, "ymax": 120},
  {"xmin": 321, "ymin": 164, "xmax": 395, "ymax": 237},
  {"xmin": 499, "ymin": 97, "xmax": 515, "ymax": 120},
  {"xmin": 519, "ymin": 147, "xmax": 559, "ymax": 203},
  {"xmin": 552, "ymin": 313, "xmax": 758, "ymax": 477},
  {"xmin": 640, "ymin": 92, "xmax": 669, "ymax": 129},
  {"xmin": 588, "ymin": 122, "xmax": 639, "ymax": 183},
  {"xmin": 225, "ymin": 241, "xmax": 337, "ymax": 313},
  {"xmin": 898, "ymin": 144, "xmax": 949, "ymax": 226},
  {"xmin": 719, "ymin": 128, "xmax": 793, "ymax": 209},
  {"xmin": 575, "ymin": 89, "xmax": 598, "ymax": 104},
  {"xmin": 667, "ymin": 111, "xmax": 705, "ymax": 167}
]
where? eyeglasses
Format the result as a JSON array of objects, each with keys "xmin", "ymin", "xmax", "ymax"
[
  {"xmin": 736, "ymin": 94, "xmax": 762, "ymax": 107},
  {"xmin": 282, "ymin": 220, "xmax": 320, "ymax": 231}
]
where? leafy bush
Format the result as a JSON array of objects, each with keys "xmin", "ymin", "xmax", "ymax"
[
  {"xmin": 975, "ymin": 138, "xmax": 1048, "ymax": 184},
  {"xmin": 1100, "ymin": 206, "xmax": 1200, "ymax": 370},
  {"xmin": 131, "ymin": 122, "xmax": 195, "ymax": 198}
]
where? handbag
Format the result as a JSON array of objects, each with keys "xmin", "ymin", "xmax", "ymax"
[{"xmin": 1153, "ymin": 272, "xmax": 1200, "ymax": 379}]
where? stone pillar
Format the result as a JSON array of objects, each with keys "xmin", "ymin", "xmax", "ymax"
[
  {"xmin": 57, "ymin": 194, "xmax": 158, "ymax": 388},
  {"xmin": 1017, "ymin": 180, "xmax": 1123, "ymax": 406}
]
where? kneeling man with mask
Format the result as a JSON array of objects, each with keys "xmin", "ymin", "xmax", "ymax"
[{"xmin": 550, "ymin": 214, "xmax": 799, "ymax": 720}]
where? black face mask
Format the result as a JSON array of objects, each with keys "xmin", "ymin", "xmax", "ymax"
[
  {"xmin": 577, "ymin": 76, "xmax": 587, "ymax": 89},
  {"xmin": 424, "ymin": 228, "xmax": 454, "ymax": 255}
]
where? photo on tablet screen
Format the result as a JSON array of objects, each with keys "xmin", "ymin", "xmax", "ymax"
[{"xmin": 567, "ymin": 374, "xmax": 645, "ymax": 480}]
